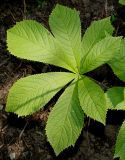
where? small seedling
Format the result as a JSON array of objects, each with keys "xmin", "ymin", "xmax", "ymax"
[{"xmin": 6, "ymin": 4, "xmax": 122, "ymax": 155}]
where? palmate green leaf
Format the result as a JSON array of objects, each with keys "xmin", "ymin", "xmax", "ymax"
[
  {"xmin": 80, "ymin": 36, "xmax": 122, "ymax": 74},
  {"xmin": 109, "ymin": 39, "xmax": 125, "ymax": 82},
  {"xmin": 6, "ymin": 4, "xmax": 123, "ymax": 156},
  {"xmin": 7, "ymin": 20, "xmax": 77, "ymax": 73},
  {"xmin": 49, "ymin": 4, "xmax": 81, "ymax": 71},
  {"xmin": 78, "ymin": 76, "xmax": 107, "ymax": 124},
  {"xmin": 46, "ymin": 80, "xmax": 84, "ymax": 155},
  {"xmin": 114, "ymin": 121, "xmax": 125, "ymax": 160},
  {"xmin": 6, "ymin": 72, "xmax": 75, "ymax": 116},
  {"xmin": 119, "ymin": 0, "xmax": 125, "ymax": 5},
  {"xmin": 105, "ymin": 87, "xmax": 125, "ymax": 110}
]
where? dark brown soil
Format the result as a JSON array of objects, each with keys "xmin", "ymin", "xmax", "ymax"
[{"xmin": 0, "ymin": 0, "xmax": 125, "ymax": 159}]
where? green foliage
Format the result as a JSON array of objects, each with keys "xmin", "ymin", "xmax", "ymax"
[
  {"xmin": 46, "ymin": 80, "xmax": 84, "ymax": 155},
  {"xmin": 81, "ymin": 35, "xmax": 121, "ymax": 74},
  {"xmin": 6, "ymin": 4, "xmax": 122, "ymax": 155},
  {"xmin": 7, "ymin": 20, "xmax": 77, "ymax": 73},
  {"xmin": 114, "ymin": 121, "xmax": 125, "ymax": 160},
  {"xmin": 49, "ymin": 4, "xmax": 81, "ymax": 71},
  {"xmin": 6, "ymin": 72, "xmax": 75, "ymax": 116},
  {"xmin": 105, "ymin": 76, "xmax": 125, "ymax": 159},
  {"xmin": 106, "ymin": 87, "xmax": 125, "ymax": 160},
  {"xmin": 78, "ymin": 76, "xmax": 107, "ymax": 124},
  {"xmin": 80, "ymin": 17, "xmax": 114, "ymax": 73},
  {"xmin": 106, "ymin": 52, "xmax": 125, "ymax": 159},
  {"xmin": 109, "ymin": 39, "xmax": 125, "ymax": 82},
  {"xmin": 119, "ymin": 0, "xmax": 125, "ymax": 5},
  {"xmin": 106, "ymin": 38, "xmax": 125, "ymax": 158},
  {"xmin": 105, "ymin": 87, "xmax": 125, "ymax": 110}
]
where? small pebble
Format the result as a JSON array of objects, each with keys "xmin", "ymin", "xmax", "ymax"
[
  {"xmin": 0, "ymin": 104, "xmax": 3, "ymax": 110},
  {"xmin": 9, "ymin": 152, "xmax": 16, "ymax": 160}
]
